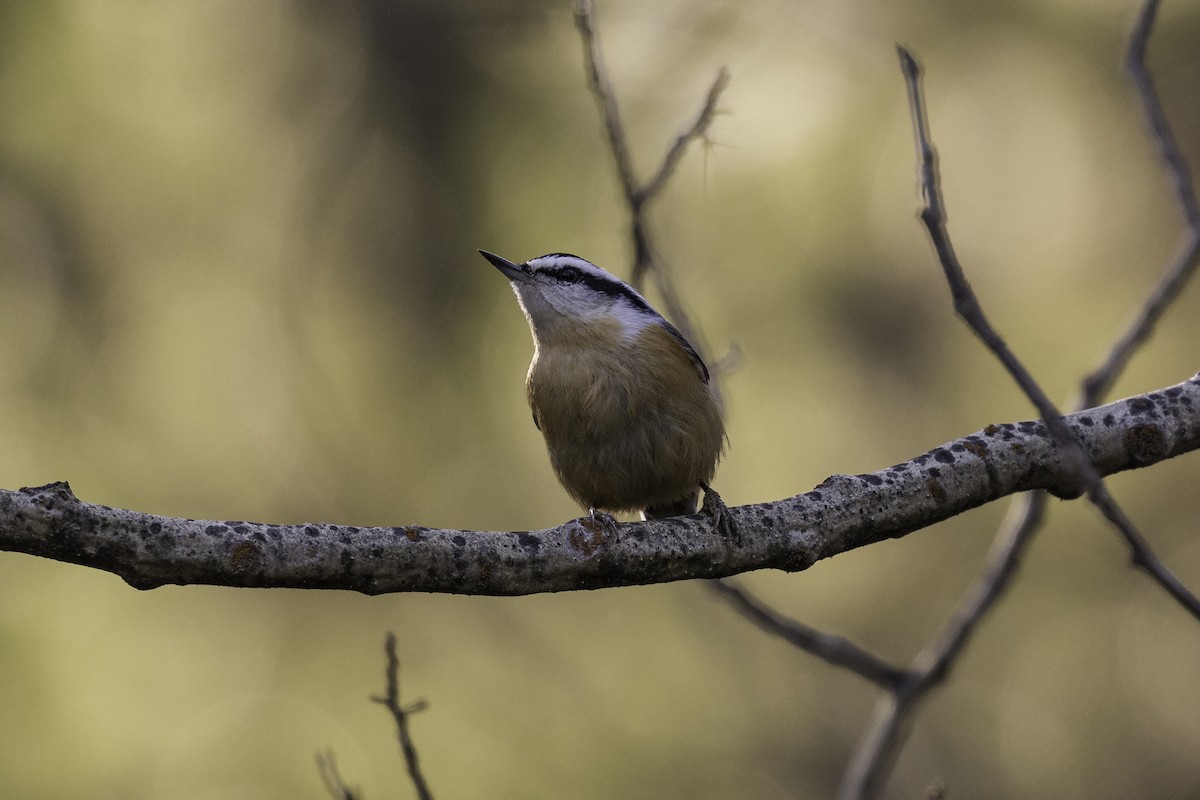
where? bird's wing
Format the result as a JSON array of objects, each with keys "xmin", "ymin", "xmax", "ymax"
[{"xmin": 660, "ymin": 319, "xmax": 710, "ymax": 383}]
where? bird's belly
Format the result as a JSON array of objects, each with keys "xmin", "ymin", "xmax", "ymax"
[{"xmin": 528, "ymin": 344, "xmax": 723, "ymax": 513}]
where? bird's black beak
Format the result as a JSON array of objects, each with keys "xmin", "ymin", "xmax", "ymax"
[{"xmin": 479, "ymin": 250, "xmax": 532, "ymax": 284}]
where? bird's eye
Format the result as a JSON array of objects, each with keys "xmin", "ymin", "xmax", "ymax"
[{"xmin": 556, "ymin": 266, "xmax": 582, "ymax": 283}]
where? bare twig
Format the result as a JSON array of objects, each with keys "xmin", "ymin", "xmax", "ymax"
[
  {"xmin": 1081, "ymin": 0, "xmax": 1200, "ymax": 405},
  {"xmin": 640, "ymin": 68, "xmax": 731, "ymax": 205},
  {"xmin": 573, "ymin": 0, "xmax": 729, "ymax": 353},
  {"xmin": 1082, "ymin": 227, "xmax": 1200, "ymax": 404},
  {"xmin": 839, "ymin": 492, "xmax": 1046, "ymax": 800},
  {"xmin": 897, "ymin": 47, "xmax": 1088, "ymax": 473},
  {"xmin": 1125, "ymin": 0, "xmax": 1200, "ymax": 228},
  {"xmin": 908, "ymin": 492, "xmax": 1045, "ymax": 680},
  {"xmin": 371, "ymin": 633, "xmax": 433, "ymax": 800},
  {"xmin": 573, "ymin": 0, "xmax": 638, "ymax": 205},
  {"xmin": 840, "ymin": 17, "xmax": 1200, "ymax": 797},
  {"xmin": 708, "ymin": 580, "xmax": 906, "ymax": 689},
  {"xmin": 316, "ymin": 749, "xmax": 360, "ymax": 800},
  {"xmin": 1089, "ymin": 480, "xmax": 1200, "ymax": 613},
  {"xmin": 898, "ymin": 44, "xmax": 1200, "ymax": 621}
]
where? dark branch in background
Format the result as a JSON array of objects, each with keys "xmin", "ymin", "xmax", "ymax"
[
  {"xmin": 1124, "ymin": 0, "xmax": 1200, "ymax": 228},
  {"xmin": 838, "ymin": 6, "xmax": 1200, "ymax": 797},
  {"xmin": 317, "ymin": 749, "xmax": 360, "ymax": 800},
  {"xmin": 898, "ymin": 36, "xmax": 1200, "ymax": 621},
  {"xmin": 371, "ymin": 633, "xmax": 433, "ymax": 800},
  {"xmin": 897, "ymin": 48, "xmax": 1092, "ymax": 480},
  {"xmin": 838, "ymin": 492, "xmax": 1046, "ymax": 800},
  {"xmin": 1082, "ymin": 0, "xmax": 1200, "ymax": 405},
  {"xmin": 318, "ymin": 634, "xmax": 432, "ymax": 800},
  {"xmin": 573, "ymin": 0, "xmax": 729, "ymax": 365},
  {"xmin": 898, "ymin": 44, "xmax": 1199, "ymax": 624},
  {"xmin": 707, "ymin": 580, "xmax": 906, "ymax": 688},
  {"xmin": 572, "ymin": 5, "xmax": 1199, "ymax": 798}
]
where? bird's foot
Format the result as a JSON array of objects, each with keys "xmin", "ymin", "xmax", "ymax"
[
  {"xmin": 584, "ymin": 508, "xmax": 621, "ymax": 544},
  {"xmin": 700, "ymin": 483, "xmax": 739, "ymax": 545}
]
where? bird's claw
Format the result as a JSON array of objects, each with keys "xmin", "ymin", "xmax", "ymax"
[
  {"xmin": 585, "ymin": 508, "xmax": 621, "ymax": 543},
  {"xmin": 700, "ymin": 483, "xmax": 739, "ymax": 545}
]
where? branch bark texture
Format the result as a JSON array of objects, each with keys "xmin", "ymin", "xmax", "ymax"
[{"xmin": 2, "ymin": 375, "xmax": 1196, "ymax": 595}]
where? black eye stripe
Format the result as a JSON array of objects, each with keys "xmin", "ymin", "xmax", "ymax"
[
  {"xmin": 535, "ymin": 265, "xmax": 648, "ymax": 311},
  {"xmin": 530, "ymin": 256, "xmax": 710, "ymax": 383}
]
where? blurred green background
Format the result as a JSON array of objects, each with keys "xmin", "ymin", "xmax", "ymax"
[{"xmin": 0, "ymin": 0, "xmax": 1198, "ymax": 798}]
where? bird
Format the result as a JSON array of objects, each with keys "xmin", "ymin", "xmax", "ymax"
[{"xmin": 480, "ymin": 249, "xmax": 733, "ymax": 537}]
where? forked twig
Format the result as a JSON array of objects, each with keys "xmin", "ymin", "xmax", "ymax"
[
  {"xmin": 640, "ymin": 70, "xmax": 731, "ymax": 205},
  {"xmin": 570, "ymin": 5, "xmax": 1198, "ymax": 800},
  {"xmin": 897, "ymin": 44, "xmax": 1199, "ymax": 621},
  {"xmin": 1081, "ymin": 0, "xmax": 1200, "ymax": 404},
  {"xmin": 573, "ymin": 0, "xmax": 729, "ymax": 354},
  {"xmin": 840, "ymin": 7, "xmax": 1200, "ymax": 797},
  {"xmin": 371, "ymin": 633, "xmax": 433, "ymax": 800}
]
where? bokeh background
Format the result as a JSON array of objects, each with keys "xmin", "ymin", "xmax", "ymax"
[{"xmin": 0, "ymin": 0, "xmax": 1198, "ymax": 798}]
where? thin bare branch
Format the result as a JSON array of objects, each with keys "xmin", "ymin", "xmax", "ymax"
[
  {"xmin": 1088, "ymin": 480, "xmax": 1200, "ymax": 613},
  {"xmin": 910, "ymin": 493, "xmax": 1045, "ymax": 680},
  {"xmin": 316, "ymin": 749, "xmax": 360, "ymax": 800},
  {"xmin": 1085, "ymin": 482, "xmax": 1198, "ymax": 618},
  {"xmin": 573, "ymin": 0, "xmax": 638, "ymax": 204},
  {"xmin": 1125, "ymin": 0, "xmax": 1200, "ymax": 229},
  {"xmin": 1081, "ymin": 228, "xmax": 1200, "ymax": 404},
  {"xmin": 843, "ymin": 24, "xmax": 1200, "ymax": 798},
  {"xmin": 898, "ymin": 44, "xmax": 1200, "ymax": 621},
  {"xmin": 639, "ymin": 68, "xmax": 730, "ymax": 204},
  {"xmin": 839, "ymin": 492, "xmax": 1046, "ymax": 800},
  {"xmin": 708, "ymin": 580, "xmax": 906, "ymax": 689},
  {"xmin": 573, "ymin": 0, "xmax": 729, "ymax": 354},
  {"xmin": 841, "ymin": 691, "xmax": 907, "ymax": 800},
  {"xmin": 1081, "ymin": 0, "xmax": 1200, "ymax": 405},
  {"xmin": 371, "ymin": 633, "xmax": 433, "ymax": 800},
  {"xmin": 897, "ymin": 47, "xmax": 1087, "ymax": 473}
]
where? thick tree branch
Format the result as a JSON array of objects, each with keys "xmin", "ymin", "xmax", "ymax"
[{"xmin": 1, "ymin": 376, "xmax": 1196, "ymax": 595}]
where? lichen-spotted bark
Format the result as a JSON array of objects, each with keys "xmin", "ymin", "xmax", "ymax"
[{"xmin": 0, "ymin": 375, "xmax": 1197, "ymax": 595}]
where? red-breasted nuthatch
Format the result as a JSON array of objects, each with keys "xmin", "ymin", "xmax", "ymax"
[{"xmin": 481, "ymin": 250, "xmax": 731, "ymax": 532}]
